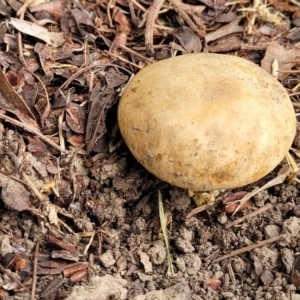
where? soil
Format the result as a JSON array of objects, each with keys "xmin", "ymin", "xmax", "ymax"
[{"xmin": 0, "ymin": 0, "xmax": 299, "ymax": 300}]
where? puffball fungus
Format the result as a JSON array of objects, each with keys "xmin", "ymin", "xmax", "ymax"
[{"xmin": 118, "ymin": 54, "xmax": 296, "ymax": 191}]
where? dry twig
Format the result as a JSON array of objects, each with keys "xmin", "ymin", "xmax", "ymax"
[
  {"xmin": 16, "ymin": 0, "xmax": 36, "ymax": 64},
  {"xmin": 205, "ymin": 19, "xmax": 244, "ymax": 43},
  {"xmin": 227, "ymin": 262, "xmax": 236, "ymax": 285},
  {"xmin": 0, "ymin": 112, "xmax": 64, "ymax": 152},
  {"xmin": 226, "ymin": 203, "xmax": 273, "ymax": 229},
  {"xmin": 171, "ymin": 0, "xmax": 203, "ymax": 36},
  {"xmin": 213, "ymin": 234, "xmax": 287, "ymax": 263},
  {"xmin": 186, "ymin": 203, "xmax": 212, "ymax": 218},
  {"xmin": 145, "ymin": 0, "xmax": 164, "ymax": 54},
  {"xmin": 30, "ymin": 242, "xmax": 39, "ymax": 300}
]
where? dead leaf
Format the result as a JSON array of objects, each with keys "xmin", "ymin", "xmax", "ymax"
[
  {"xmin": 27, "ymin": 137, "xmax": 48, "ymax": 157},
  {"xmin": 40, "ymin": 278, "xmax": 64, "ymax": 298},
  {"xmin": 66, "ymin": 104, "xmax": 86, "ymax": 134},
  {"xmin": 68, "ymin": 134, "xmax": 85, "ymax": 148},
  {"xmin": 286, "ymin": 28, "xmax": 300, "ymax": 41},
  {"xmin": 5, "ymin": 70, "xmax": 21, "ymax": 88},
  {"xmin": 199, "ymin": 0, "xmax": 225, "ymax": 10},
  {"xmin": 0, "ymin": 0, "xmax": 11, "ymax": 16},
  {"xmin": 29, "ymin": 0, "xmax": 65, "ymax": 19},
  {"xmin": 223, "ymin": 192, "xmax": 248, "ymax": 203},
  {"xmin": 35, "ymin": 97, "xmax": 50, "ymax": 126},
  {"xmin": 105, "ymin": 68, "xmax": 129, "ymax": 88},
  {"xmin": 269, "ymin": 0, "xmax": 299, "ymax": 12},
  {"xmin": 174, "ymin": 26, "xmax": 202, "ymax": 53},
  {"xmin": 14, "ymin": 253, "xmax": 29, "ymax": 271},
  {"xmin": 34, "ymin": 42, "xmax": 73, "ymax": 75},
  {"xmin": 214, "ymin": 11, "xmax": 237, "ymax": 23},
  {"xmin": 205, "ymin": 19, "xmax": 244, "ymax": 43},
  {"xmin": 46, "ymin": 163, "xmax": 59, "ymax": 174},
  {"xmin": 223, "ymin": 191, "xmax": 250, "ymax": 213},
  {"xmin": 208, "ymin": 34, "xmax": 243, "ymax": 53},
  {"xmin": 110, "ymin": 9, "xmax": 131, "ymax": 55},
  {"xmin": 86, "ymin": 86, "xmax": 116, "ymax": 153},
  {"xmin": 71, "ymin": 7, "xmax": 96, "ymax": 36},
  {"xmin": 0, "ymin": 68, "xmax": 36, "ymax": 122},
  {"xmin": 58, "ymin": 180, "xmax": 72, "ymax": 198},
  {"xmin": 10, "ymin": 18, "xmax": 65, "ymax": 48},
  {"xmin": 261, "ymin": 41, "xmax": 300, "ymax": 79}
]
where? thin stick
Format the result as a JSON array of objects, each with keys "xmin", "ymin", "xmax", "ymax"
[
  {"xmin": 128, "ymin": 0, "xmax": 147, "ymax": 12},
  {"xmin": 17, "ymin": 0, "xmax": 35, "ymax": 65},
  {"xmin": 133, "ymin": 44, "xmax": 169, "ymax": 51},
  {"xmin": 107, "ymin": 0, "xmax": 114, "ymax": 28},
  {"xmin": 279, "ymin": 70, "xmax": 300, "ymax": 73},
  {"xmin": 83, "ymin": 231, "xmax": 96, "ymax": 255},
  {"xmin": 171, "ymin": 0, "xmax": 201, "ymax": 35},
  {"xmin": 120, "ymin": 45, "xmax": 153, "ymax": 63},
  {"xmin": 213, "ymin": 234, "xmax": 286, "ymax": 263},
  {"xmin": 22, "ymin": 172, "xmax": 47, "ymax": 202},
  {"xmin": 58, "ymin": 110, "xmax": 65, "ymax": 151},
  {"xmin": 186, "ymin": 203, "xmax": 211, "ymax": 218},
  {"xmin": 145, "ymin": 0, "xmax": 164, "ymax": 53},
  {"xmin": 104, "ymin": 50, "xmax": 142, "ymax": 68},
  {"xmin": 30, "ymin": 242, "xmax": 39, "ymax": 300},
  {"xmin": 227, "ymin": 262, "xmax": 236, "ymax": 285},
  {"xmin": 59, "ymin": 62, "xmax": 132, "ymax": 92},
  {"xmin": 0, "ymin": 112, "xmax": 65, "ymax": 152},
  {"xmin": 226, "ymin": 203, "xmax": 273, "ymax": 229}
]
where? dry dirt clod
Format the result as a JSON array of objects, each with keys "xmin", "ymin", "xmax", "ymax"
[
  {"xmin": 174, "ymin": 228, "xmax": 195, "ymax": 254},
  {"xmin": 183, "ymin": 253, "xmax": 201, "ymax": 275},
  {"xmin": 134, "ymin": 281, "xmax": 192, "ymax": 300},
  {"xmin": 281, "ymin": 248, "xmax": 295, "ymax": 274},
  {"xmin": 147, "ymin": 240, "xmax": 167, "ymax": 266},
  {"xmin": 99, "ymin": 250, "xmax": 116, "ymax": 268},
  {"xmin": 66, "ymin": 275, "xmax": 128, "ymax": 300}
]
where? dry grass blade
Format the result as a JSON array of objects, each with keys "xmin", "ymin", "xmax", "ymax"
[
  {"xmin": 158, "ymin": 191, "xmax": 174, "ymax": 277},
  {"xmin": 226, "ymin": 203, "xmax": 273, "ymax": 229},
  {"xmin": 233, "ymin": 167, "xmax": 290, "ymax": 214}
]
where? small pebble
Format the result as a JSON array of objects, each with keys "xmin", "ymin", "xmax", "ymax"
[
  {"xmin": 99, "ymin": 250, "xmax": 116, "ymax": 268},
  {"xmin": 264, "ymin": 225, "xmax": 280, "ymax": 239},
  {"xmin": 217, "ymin": 213, "xmax": 227, "ymax": 224}
]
